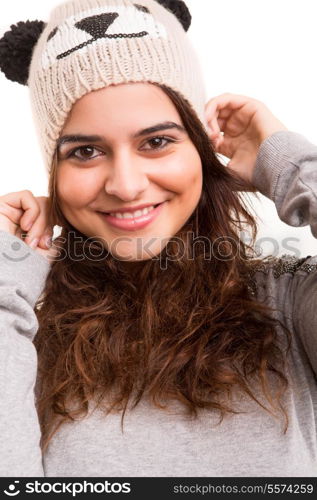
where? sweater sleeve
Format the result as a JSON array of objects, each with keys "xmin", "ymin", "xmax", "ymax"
[
  {"xmin": 252, "ymin": 130, "xmax": 317, "ymax": 237},
  {"xmin": 0, "ymin": 230, "xmax": 51, "ymax": 477},
  {"xmin": 251, "ymin": 131, "xmax": 317, "ymax": 375}
]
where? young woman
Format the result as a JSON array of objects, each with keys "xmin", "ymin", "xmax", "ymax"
[{"xmin": 0, "ymin": 0, "xmax": 316, "ymax": 477}]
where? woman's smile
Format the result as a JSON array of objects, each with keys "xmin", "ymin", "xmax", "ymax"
[{"xmin": 97, "ymin": 201, "xmax": 167, "ymax": 232}]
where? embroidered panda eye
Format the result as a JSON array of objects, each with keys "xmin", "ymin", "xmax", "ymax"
[
  {"xmin": 133, "ymin": 4, "xmax": 150, "ymax": 13},
  {"xmin": 47, "ymin": 27, "xmax": 58, "ymax": 42}
]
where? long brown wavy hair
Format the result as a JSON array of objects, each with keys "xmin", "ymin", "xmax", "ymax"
[{"xmin": 34, "ymin": 83, "xmax": 293, "ymax": 453}]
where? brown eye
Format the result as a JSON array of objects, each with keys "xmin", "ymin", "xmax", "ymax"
[
  {"xmin": 150, "ymin": 138, "xmax": 165, "ymax": 148},
  {"xmin": 77, "ymin": 147, "xmax": 94, "ymax": 158},
  {"xmin": 69, "ymin": 146, "xmax": 103, "ymax": 162},
  {"xmin": 142, "ymin": 136, "xmax": 175, "ymax": 151}
]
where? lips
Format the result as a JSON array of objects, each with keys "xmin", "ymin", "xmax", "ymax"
[
  {"xmin": 104, "ymin": 203, "xmax": 161, "ymax": 215},
  {"xmin": 99, "ymin": 201, "xmax": 166, "ymax": 231}
]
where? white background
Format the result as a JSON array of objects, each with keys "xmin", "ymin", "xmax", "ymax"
[{"xmin": 0, "ymin": 0, "xmax": 316, "ymax": 257}]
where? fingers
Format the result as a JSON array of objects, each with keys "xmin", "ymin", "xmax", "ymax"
[
  {"xmin": 38, "ymin": 227, "xmax": 54, "ymax": 249},
  {"xmin": 205, "ymin": 93, "xmax": 258, "ymax": 133},
  {"xmin": 15, "ymin": 226, "xmax": 24, "ymax": 240},
  {"xmin": 23, "ymin": 197, "xmax": 53, "ymax": 249},
  {"xmin": 34, "ymin": 235, "xmax": 63, "ymax": 262},
  {"xmin": 209, "ymin": 115, "xmax": 221, "ymax": 137},
  {"xmin": 0, "ymin": 191, "xmax": 54, "ymax": 250},
  {"xmin": 20, "ymin": 191, "xmax": 42, "ymax": 232},
  {"xmin": 1, "ymin": 190, "xmax": 41, "ymax": 232},
  {"xmin": 0, "ymin": 203, "xmax": 24, "ymax": 234},
  {"xmin": 205, "ymin": 92, "xmax": 256, "ymax": 115}
]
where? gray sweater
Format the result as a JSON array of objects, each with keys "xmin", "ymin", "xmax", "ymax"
[{"xmin": 0, "ymin": 131, "xmax": 316, "ymax": 477}]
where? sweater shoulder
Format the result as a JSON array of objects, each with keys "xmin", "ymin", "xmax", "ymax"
[{"xmin": 246, "ymin": 254, "xmax": 317, "ymax": 297}]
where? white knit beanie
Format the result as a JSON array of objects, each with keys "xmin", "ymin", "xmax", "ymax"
[{"xmin": 0, "ymin": 0, "xmax": 208, "ymax": 173}]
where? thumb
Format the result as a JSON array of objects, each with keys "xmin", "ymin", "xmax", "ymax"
[{"xmin": 34, "ymin": 236, "xmax": 63, "ymax": 263}]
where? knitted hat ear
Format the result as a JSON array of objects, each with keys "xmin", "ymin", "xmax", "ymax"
[
  {"xmin": 154, "ymin": 0, "xmax": 191, "ymax": 31},
  {"xmin": 0, "ymin": 20, "xmax": 46, "ymax": 85}
]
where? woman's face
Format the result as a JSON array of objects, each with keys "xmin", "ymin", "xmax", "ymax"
[{"xmin": 56, "ymin": 82, "xmax": 203, "ymax": 261}]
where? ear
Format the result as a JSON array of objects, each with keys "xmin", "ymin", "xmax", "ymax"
[
  {"xmin": 0, "ymin": 20, "xmax": 46, "ymax": 85},
  {"xmin": 154, "ymin": 0, "xmax": 192, "ymax": 31}
]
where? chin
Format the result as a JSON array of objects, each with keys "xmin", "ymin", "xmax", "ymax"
[{"xmin": 108, "ymin": 238, "xmax": 170, "ymax": 263}]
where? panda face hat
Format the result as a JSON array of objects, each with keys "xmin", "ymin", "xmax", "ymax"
[
  {"xmin": 0, "ymin": 0, "xmax": 207, "ymax": 172},
  {"xmin": 43, "ymin": 2, "xmax": 168, "ymax": 66}
]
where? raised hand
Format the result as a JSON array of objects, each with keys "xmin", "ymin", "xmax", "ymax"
[
  {"xmin": 0, "ymin": 190, "xmax": 58, "ymax": 261},
  {"xmin": 205, "ymin": 93, "xmax": 288, "ymax": 184}
]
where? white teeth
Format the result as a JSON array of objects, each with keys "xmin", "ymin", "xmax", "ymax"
[
  {"xmin": 134, "ymin": 210, "xmax": 144, "ymax": 218},
  {"xmin": 109, "ymin": 205, "xmax": 156, "ymax": 219}
]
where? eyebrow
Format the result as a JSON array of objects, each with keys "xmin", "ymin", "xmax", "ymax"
[{"xmin": 56, "ymin": 121, "xmax": 186, "ymax": 151}]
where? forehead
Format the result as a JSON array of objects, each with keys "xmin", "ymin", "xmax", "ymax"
[
  {"xmin": 63, "ymin": 83, "xmax": 179, "ymax": 127},
  {"xmin": 42, "ymin": 3, "xmax": 168, "ymax": 69}
]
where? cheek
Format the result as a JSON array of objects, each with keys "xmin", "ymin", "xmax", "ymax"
[
  {"xmin": 56, "ymin": 167, "xmax": 101, "ymax": 207},
  {"xmin": 162, "ymin": 148, "xmax": 202, "ymax": 194}
]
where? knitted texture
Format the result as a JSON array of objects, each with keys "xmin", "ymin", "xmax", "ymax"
[
  {"xmin": 0, "ymin": 20, "xmax": 46, "ymax": 85},
  {"xmin": 27, "ymin": 0, "xmax": 208, "ymax": 173}
]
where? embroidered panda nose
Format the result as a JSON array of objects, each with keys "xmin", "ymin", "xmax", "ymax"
[
  {"xmin": 57, "ymin": 12, "xmax": 148, "ymax": 60},
  {"xmin": 75, "ymin": 12, "xmax": 119, "ymax": 39}
]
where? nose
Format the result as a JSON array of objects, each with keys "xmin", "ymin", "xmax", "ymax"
[
  {"xmin": 75, "ymin": 12, "xmax": 119, "ymax": 39},
  {"xmin": 104, "ymin": 153, "xmax": 150, "ymax": 201}
]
